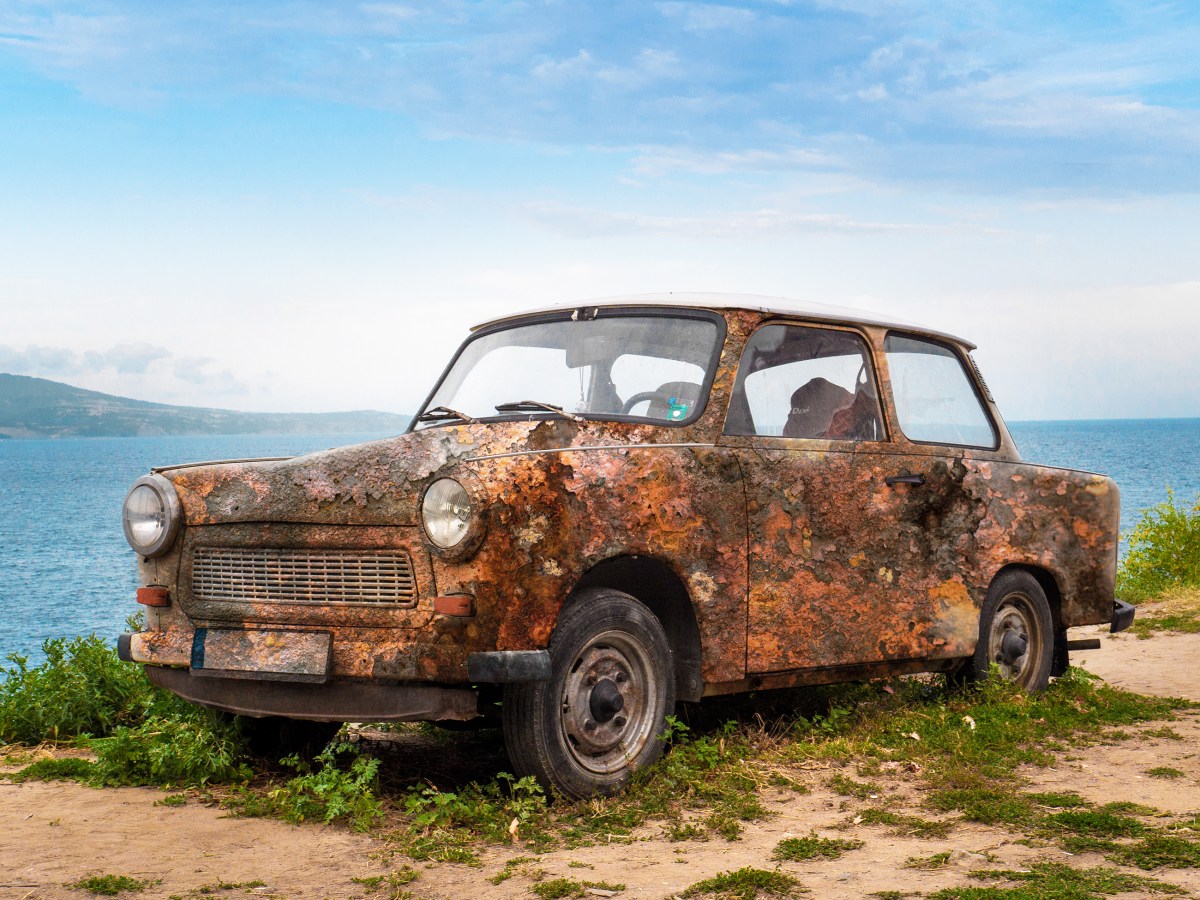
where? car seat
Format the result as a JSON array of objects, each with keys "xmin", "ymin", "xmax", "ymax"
[{"xmin": 783, "ymin": 378, "xmax": 853, "ymax": 438}]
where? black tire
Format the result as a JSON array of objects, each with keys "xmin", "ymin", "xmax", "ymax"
[
  {"xmin": 237, "ymin": 715, "xmax": 341, "ymax": 759},
  {"xmin": 969, "ymin": 570, "xmax": 1054, "ymax": 691},
  {"xmin": 502, "ymin": 588, "xmax": 676, "ymax": 799}
]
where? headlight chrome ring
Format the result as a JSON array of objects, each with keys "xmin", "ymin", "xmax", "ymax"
[{"xmin": 122, "ymin": 473, "xmax": 182, "ymax": 558}]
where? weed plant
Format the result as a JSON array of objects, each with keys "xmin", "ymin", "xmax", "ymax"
[
  {"xmin": 234, "ymin": 740, "xmax": 383, "ymax": 831},
  {"xmin": 89, "ymin": 712, "xmax": 250, "ymax": 788},
  {"xmin": 1118, "ymin": 488, "xmax": 1200, "ymax": 601},
  {"xmin": 68, "ymin": 874, "xmax": 158, "ymax": 895},
  {"xmin": 680, "ymin": 867, "xmax": 800, "ymax": 899},
  {"xmin": 772, "ymin": 834, "xmax": 863, "ymax": 861}
]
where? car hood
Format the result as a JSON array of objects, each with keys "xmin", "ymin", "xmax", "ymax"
[{"xmin": 162, "ymin": 419, "xmax": 668, "ymax": 527}]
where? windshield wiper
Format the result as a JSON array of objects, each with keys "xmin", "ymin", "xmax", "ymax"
[
  {"xmin": 416, "ymin": 406, "xmax": 476, "ymax": 425},
  {"xmin": 495, "ymin": 400, "xmax": 585, "ymax": 423}
]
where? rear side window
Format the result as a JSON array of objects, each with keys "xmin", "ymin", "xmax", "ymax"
[{"xmin": 885, "ymin": 334, "xmax": 997, "ymax": 448}]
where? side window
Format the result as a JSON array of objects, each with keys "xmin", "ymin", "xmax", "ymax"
[
  {"xmin": 884, "ymin": 334, "xmax": 997, "ymax": 448},
  {"xmin": 725, "ymin": 324, "xmax": 884, "ymax": 440}
]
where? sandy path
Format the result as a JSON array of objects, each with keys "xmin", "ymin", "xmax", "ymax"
[
  {"xmin": 3, "ymin": 630, "xmax": 1198, "ymax": 900},
  {"xmin": 0, "ymin": 780, "xmax": 388, "ymax": 899}
]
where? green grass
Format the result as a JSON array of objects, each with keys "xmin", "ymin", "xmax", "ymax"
[
  {"xmin": 1112, "ymin": 833, "xmax": 1200, "ymax": 870},
  {"xmin": 928, "ymin": 787, "xmax": 1039, "ymax": 827},
  {"xmin": 350, "ymin": 868, "xmax": 419, "ymax": 898},
  {"xmin": 905, "ymin": 851, "xmax": 952, "ymax": 869},
  {"xmin": 772, "ymin": 834, "xmax": 863, "ymax": 861},
  {"xmin": 530, "ymin": 878, "xmax": 625, "ymax": 899},
  {"xmin": 849, "ymin": 807, "xmax": 954, "ymax": 839},
  {"xmin": 188, "ymin": 880, "xmax": 268, "ymax": 895},
  {"xmin": 680, "ymin": 867, "xmax": 801, "ymax": 899},
  {"xmin": 486, "ymin": 856, "xmax": 540, "ymax": 885},
  {"xmin": 1129, "ymin": 587, "xmax": 1200, "ymax": 638},
  {"xmin": 1146, "ymin": 767, "xmax": 1186, "ymax": 779},
  {"xmin": 68, "ymin": 875, "xmax": 158, "ymax": 895},
  {"xmin": 927, "ymin": 862, "xmax": 1185, "ymax": 898},
  {"xmin": 9, "ymin": 755, "xmax": 94, "ymax": 782},
  {"xmin": 829, "ymin": 772, "xmax": 878, "ymax": 799}
]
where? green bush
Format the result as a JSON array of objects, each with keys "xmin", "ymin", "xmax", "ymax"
[
  {"xmin": 0, "ymin": 635, "xmax": 172, "ymax": 743},
  {"xmin": 1119, "ymin": 489, "xmax": 1200, "ymax": 601},
  {"xmin": 89, "ymin": 712, "xmax": 251, "ymax": 788}
]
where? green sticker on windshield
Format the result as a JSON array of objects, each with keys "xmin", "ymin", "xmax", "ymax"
[{"xmin": 667, "ymin": 398, "xmax": 689, "ymax": 421}]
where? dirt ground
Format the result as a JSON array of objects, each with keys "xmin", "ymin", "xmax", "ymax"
[{"xmin": 3, "ymin": 627, "xmax": 1199, "ymax": 900}]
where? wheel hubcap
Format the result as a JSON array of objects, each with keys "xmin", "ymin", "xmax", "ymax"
[
  {"xmin": 560, "ymin": 631, "xmax": 657, "ymax": 775},
  {"xmin": 988, "ymin": 593, "xmax": 1041, "ymax": 685},
  {"xmin": 588, "ymin": 678, "xmax": 625, "ymax": 724}
]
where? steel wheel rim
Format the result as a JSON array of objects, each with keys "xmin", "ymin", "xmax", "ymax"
[
  {"xmin": 987, "ymin": 592, "xmax": 1043, "ymax": 686},
  {"xmin": 559, "ymin": 630, "xmax": 658, "ymax": 776}
]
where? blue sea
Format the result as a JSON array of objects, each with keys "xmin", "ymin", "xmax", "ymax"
[{"xmin": 1, "ymin": 421, "xmax": 1198, "ymax": 663}]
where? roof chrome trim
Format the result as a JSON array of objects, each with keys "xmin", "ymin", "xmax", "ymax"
[
  {"xmin": 465, "ymin": 442, "xmax": 713, "ymax": 463},
  {"xmin": 471, "ymin": 292, "xmax": 975, "ymax": 350}
]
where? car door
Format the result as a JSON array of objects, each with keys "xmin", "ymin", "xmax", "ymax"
[{"xmin": 722, "ymin": 321, "xmax": 981, "ymax": 674}]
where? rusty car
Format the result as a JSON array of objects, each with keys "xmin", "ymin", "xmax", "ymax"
[{"xmin": 118, "ymin": 293, "xmax": 1133, "ymax": 797}]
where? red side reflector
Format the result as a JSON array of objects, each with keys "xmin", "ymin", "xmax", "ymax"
[
  {"xmin": 137, "ymin": 586, "xmax": 171, "ymax": 607},
  {"xmin": 434, "ymin": 595, "xmax": 475, "ymax": 617}
]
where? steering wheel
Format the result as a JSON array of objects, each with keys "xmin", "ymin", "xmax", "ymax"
[{"xmin": 621, "ymin": 391, "xmax": 670, "ymax": 415}]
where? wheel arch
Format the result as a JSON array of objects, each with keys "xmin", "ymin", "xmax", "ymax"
[{"xmin": 569, "ymin": 555, "xmax": 704, "ymax": 702}]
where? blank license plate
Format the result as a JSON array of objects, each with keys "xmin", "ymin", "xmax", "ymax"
[{"xmin": 191, "ymin": 629, "xmax": 331, "ymax": 683}]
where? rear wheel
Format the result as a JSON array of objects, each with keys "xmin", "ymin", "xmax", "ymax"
[
  {"xmin": 502, "ymin": 588, "xmax": 675, "ymax": 799},
  {"xmin": 969, "ymin": 570, "xmax": 1054, "ymax": 691}
]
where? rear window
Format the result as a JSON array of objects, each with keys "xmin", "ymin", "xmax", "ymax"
[{"xmin": 884, "ymin": 334, "xmax": 996, "ymax": 448}]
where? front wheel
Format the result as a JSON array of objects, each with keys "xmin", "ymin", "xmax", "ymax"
[
  {"xmin": 968, "ymin": 570, "xmax": 1054, "ymax": 691},
  {"xmin": 502, "ymin": 588, "xmax": 676, "ymax": 799}
]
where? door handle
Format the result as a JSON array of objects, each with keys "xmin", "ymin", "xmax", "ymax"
[{"xmin": 885, "ymin": 473, "xmax": 925, "ymax": 487}]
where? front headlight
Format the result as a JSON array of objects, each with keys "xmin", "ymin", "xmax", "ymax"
[
  {"xmin": 422, "ymin": 478, "xmax": 473, "ymax": 549},
  {"xmin": 122, "ymin": 473, "xmax": 182, "ymax": 558}
]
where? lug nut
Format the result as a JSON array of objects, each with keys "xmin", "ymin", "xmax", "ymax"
[{"xmin": 613, "ymin": 715, "xmax": 627, "ymax": 728}]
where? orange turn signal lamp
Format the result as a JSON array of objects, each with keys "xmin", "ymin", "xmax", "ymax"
[
  {"xmin": 433, "ymin": 594, "xmax": 475, "ymax": 617},
  {"xmin": 136, "ymin": 586, "xmax": 171, "ymax": 607}
]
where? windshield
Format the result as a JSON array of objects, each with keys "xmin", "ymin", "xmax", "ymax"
[{"xmin": 417, "ymin": 312, "xmax": 723, "ymax": 427}]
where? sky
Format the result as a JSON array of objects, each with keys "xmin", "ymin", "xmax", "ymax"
[{"xmin": 0, "ymin": 1, "xmax": 1198, "ymax": 421}]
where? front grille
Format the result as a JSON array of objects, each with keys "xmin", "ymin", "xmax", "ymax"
[{"xmin": 192, "ymin": 548, "xmax": 417, "ymax": 606}]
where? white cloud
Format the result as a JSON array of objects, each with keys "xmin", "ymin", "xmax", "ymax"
[
  {"xmin": 629, "ymin": 145, "xmax": 842, "ymax": 177},
  {"xmin": 521, "ymin": 200, "xmax": 932, "ymax": 239},
  {"xmin": 655, "ymin": 2, "xmax": 757, "ymax": 32}
]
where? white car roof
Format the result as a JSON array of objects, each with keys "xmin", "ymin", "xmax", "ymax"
[{"xmin": 472, "ymin": 292, "xmax": 975, "ymax": 349}]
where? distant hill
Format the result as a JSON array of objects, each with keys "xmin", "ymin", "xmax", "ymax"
[{"xmin": 0, "ymin": 373, "xmax": 411, "ymax": 438}]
